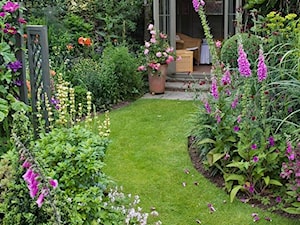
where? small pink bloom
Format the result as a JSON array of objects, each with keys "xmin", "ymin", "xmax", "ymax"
[
  {"xmin": 36, "ymin": 193, "xmax": 45, "ymax": 208},
  {"xmin": 147, "ymin": 24, "xmax": 154, "ymax": 30},
  {"xmin": 144, "ymin": 49, "xmax": 149, "ymax": 55},
  {"xmin": 150, "ymin": 37, "xmax": 156, "ymax": 43},
  {"xmin": 166, "ymin": 55, "xmax": 174, "ymax": 64},
  {"xmin": 156, "ymin": 52, "xmax": 162, "ymax": 57},
  {"xmin": 49, "ymin": 179, "xmax": 58, "ymax": 189},
  {"xmin": 18, "ymin": 17, "xmax": 27, "ymax": 24},
  {"xmin": 215, "ymin": 40, "xmax": 222, "ymax": 48},
  {"xmin": 138, "ymin": 65, "xmax": 146, "ymax": 71},
  {"xmin": 145, "ymin": 41, "xmax": 150, "ymax": 48},
  {"xmin": 22, "ymin": 160, "xmax": 31, "ymax": 168},
  {"xmin": 159, "ymin": 32, "xmax": 167, "ymax": 39},
  {"xmin": 221, "ymin": 69, "xmax": 231, "ymax": 85}
]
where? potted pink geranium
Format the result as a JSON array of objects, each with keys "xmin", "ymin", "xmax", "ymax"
[{"xmin": 138, "ymin": 24, "xmax": 176, "ymax": 94}]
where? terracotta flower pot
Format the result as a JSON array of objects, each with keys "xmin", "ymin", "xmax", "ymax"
[{"xmin": 148, "ymin": 64, "xmax": 168, "ymax": 94}]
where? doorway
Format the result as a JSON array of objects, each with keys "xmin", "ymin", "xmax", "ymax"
[{"xmin": 153, "ymin": 0, "xmax": 243, "ymax": 75}]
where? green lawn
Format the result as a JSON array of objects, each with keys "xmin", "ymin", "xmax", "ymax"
[{"xmin": 101, "ymin": 98, "xmax": 299, "ymax": 225}]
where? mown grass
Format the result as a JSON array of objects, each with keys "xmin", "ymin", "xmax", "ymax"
[{"xmin": 98, "ymin": 98, "xmax": 299, "ymax": 225}]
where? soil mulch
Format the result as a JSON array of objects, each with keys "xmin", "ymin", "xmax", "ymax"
[{"xmin": 187, "ymin": 136, "xmax": 300, "ymax": 220}]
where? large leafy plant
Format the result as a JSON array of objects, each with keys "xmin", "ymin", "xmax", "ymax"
[
  {"xmin": 0, "ymin": 0, "xmax": 28, "ymax": 154},
  {"xmin": 191, "ymin": 1, "xmax": 300, "ymax": 214}
]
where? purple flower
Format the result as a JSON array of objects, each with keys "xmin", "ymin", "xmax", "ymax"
[
  {"xmin": 192, "ymin": 0, "xmax": 205, "ymax": 12},
  {"xmin": 3, "ymin": 23, "xmax": 17, "ymax": 35},
  {"xmin": 265, "ymin": 217, "xmax": 272, "ymax": 222},
  {"xmin": 2, "ymin": 1, "xmax": 20, "ymax": 13},
  {"xmin": 221, "ymin": 69, "xmax": 231, "ymax": 85},
  {"xmin": 257, "ymin": 49, "xmax": 268, "ymax": 82},
  {"xmin": 204, "ymin": 101, "xmax": 211, "ymax": 113},
  {"xmin": 0, "ymin": 12, "xmax": 6, "ymax": 17},
  {"xmin": 233, "ymin": 126, "xmax": 240, "ymax": 132},
  {"xmin": 253, "ymin": 156, "xmax": 259, "ymax": 163},
  {"xmin": 14, "ymin": 79, "xmax": 23, "ymax": 86},
  {"xmin": 49, "ymin": 179, "xmax": 58, "ymax": 189},
  {"xmin": 275, "ymin": 196, "xmax": 281, "ymax": 203},
  {"xmin": 268, "ymin": 136, "xmax": 275, "ymax": 147},
  {"xmin": 225, "ymin": 89, "xmax": 231, "ymax": 96},
  {"xmin": 251, "ymin": 144, "xmax": 257, "ymax": 150},
  {"xmin": 7, "ymin": 60, "xmax": 22, "ymax": 72},
  {"xmin": 224, "ymin": 152, "xmax": 230, "ymax": 160},
  {"xmin": 249, "ymin": 184, "xmax": 255, "ymax": 193},
  {"xmin": 18, "ymin": 17, "xmax": 27, "ymax": 24},
  {"xmin": 36, "ymin": 193, "xmax": 45, "ymax": 208},
  {"xmin": 237, "ymin": 44, "xmax": 251, "ymax": 77},
  {"xmin": 210, "ymin": 76, "xmax": 219, "ymax": 100},
  {"xmin": 231, "ymin": 97, "xmax": 239, "ymax": 109},
  {"xmin": 207, "ymin": 203, "xmax": 216, "ymax": 213},
  {"xmin": 22, "ymin": 160, "xmax": 31, "ymax": 168}
]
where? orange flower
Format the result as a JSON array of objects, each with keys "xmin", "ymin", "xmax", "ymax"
[
  {"xmin": 78, "ymin": 37, "xmax": 92, "ymax": 46},
  {"xmin": 50, "ymin": 70, "xmax": 56, "ymax": 76},
  {"xmin": 66, "ymin": 44, "xmax": 74, "ymax": 51},
  {"xmin": 23, "ymin": 33, "xmax": 27, "ymax": 39},
  {"xmin": 26, "ymin": 80, "xmax": 31, "ymax": 93},
  {"xmin": 78, "ymin": 37, "xmax": 85, "ymax": 45},
  {"xmin": 84, "ymin": 38, "xmax": 92, "ymax": 46}
]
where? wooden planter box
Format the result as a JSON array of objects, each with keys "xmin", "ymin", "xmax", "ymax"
[{"xmin": 176, "ymin": 50, "xmax": 193, "ymax": 73}]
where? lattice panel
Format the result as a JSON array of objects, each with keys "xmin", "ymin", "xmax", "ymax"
[{"xmin": 27, "ymin": 25, "xmax": 51, "ymax": 134}]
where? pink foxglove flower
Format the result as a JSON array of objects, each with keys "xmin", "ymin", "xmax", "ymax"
[
  {"xmin": 204, "ymin": 101, "xmax": 211, "ymax": 113},
  {"xmin": 221, "ymin": 69, "xmax": 231, "ymax": 85},
  {"xmin": 257, "ymin": 49, "xmax": 268, "ymax": 82},
  {"xmin": 210, "ymin": 77, "xmax": 219, "ymax": 100},
  {"xmin": 2, "ymin": 1, "xmax": 20, "ymax": 13},
  {"xmin": 231, "ymin": 97, "xmax": 239, "ymax": 109},
  {"xmin": 36, "ymin": 193, "xmax": 45, "ymax": 208},
  {"xmin": 237, "ymin": 44, "xmax": 251, "ymax": 77},
  {"xmin": 49, "ymin": 179, "xmax": 58, "ymax": 189}
]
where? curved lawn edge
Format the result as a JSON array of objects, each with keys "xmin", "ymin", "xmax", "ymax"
[{"xmin": 101, "ymin": 99, "xmax": 299, "ymax": 225}]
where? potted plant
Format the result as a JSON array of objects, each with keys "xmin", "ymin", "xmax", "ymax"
[{"xmin": 138, "ymin": 24, "xmax": 176, "ymax": 94}]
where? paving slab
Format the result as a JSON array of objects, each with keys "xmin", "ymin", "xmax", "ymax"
[{"xmin": 142, "ymin": 91, "xmax": 208, "ymax": 101}]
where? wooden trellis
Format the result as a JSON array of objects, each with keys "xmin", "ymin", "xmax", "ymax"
[{"xmin": 26, "ymin": 25, "xmax": 51, "ymax": 133}]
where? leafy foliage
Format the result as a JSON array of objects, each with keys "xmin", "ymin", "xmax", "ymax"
[
  {"xmin": 220, "ymin": 33, "xmax": 262, "ymax": 68},
  {"xmin": 68, "ymin": 44, "xmax": 144, "ymax": 111}
]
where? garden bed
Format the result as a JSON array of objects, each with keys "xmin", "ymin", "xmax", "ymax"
[{"xmin": 188, "ymin": 136, "xmax": 300, "ymax": 220}]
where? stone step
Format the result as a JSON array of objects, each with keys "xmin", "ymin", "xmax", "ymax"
[{"xmin": 165, "ymin": 80, "xmax": 210, "ymax": 92}]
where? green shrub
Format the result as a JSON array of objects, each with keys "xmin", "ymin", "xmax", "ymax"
[
  {"xmin": 99, "ymin": 44, "xmax": 144, "ymax": 100},
  {"xmin": 67, "ymin": 44, "xmax": 144, "ymax": 111},
  {"xmin": 220, "ymin": 33, "xmax": 262, "ymax": 68}
]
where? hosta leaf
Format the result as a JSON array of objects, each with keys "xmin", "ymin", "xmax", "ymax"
[
  {"xmin": 283, "ymin": 207, "xmax": 300, "ymax": 214},
  {"xmin": 263, "ymin": 176, "xmax": 270, "ymax": 186},
  {"xmin": 269, "ymin": 179, "xmax": 282, "ymax": 186},
  {"xmin": 197, "ymin": 138, "xmax": 216, "ymax": 145},
  {"xmin": 225, "ymin": 174, "xmax": 245, "ymax": 184},
  {"xmin": 207, "ymin": 152, "xmax": 225, "ymax": 166},
  {"xmin": 230, "ymin": 185, "xmax": 243, "ymax": 203}
]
